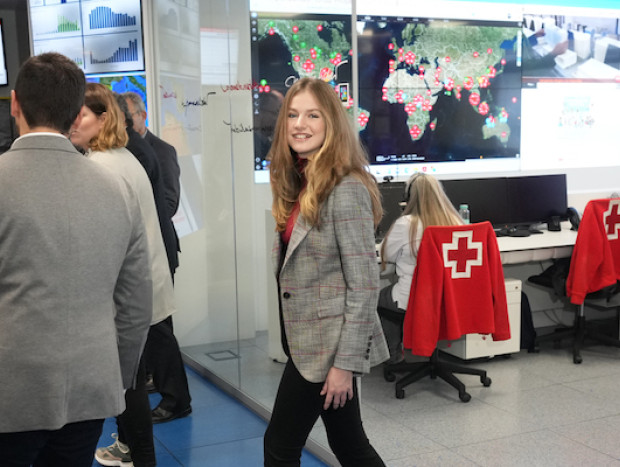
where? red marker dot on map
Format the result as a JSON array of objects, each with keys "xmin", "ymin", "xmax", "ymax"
[
  {"xmin": 469, "ymin": 93, "xmax": 480, "ymax": 106},
  {"xmin": 445, "ymin": 57, "xmax": 451, "ymax": 63},
  {"xmin": 473, "ymin": 51, "xmax": 479, "ymax": 58},
  {"xmin": 487, "ymin": 48, "xmax": 493, "ymax": 54},
  {"xmin": 512, "ymin": 96, "xmax": 517, "ymax": 104},
  {"xmin": 317, "ymin": 25, "xmax": 323, "ymax": 31},
  {"xmin": 292, "ymin": 26, "xmax": 299, "ymax": 34},
  {"xmin": 478, "ymin": 102, "xmax": 489, "ymax": 115},
  {"xmin": 388, "ymin": 43, "xmax": 394, "ymax": 50},
  {"xmin": 268, "ymin": 28, "xmax": 275, "ymax": 35},
  {"xmin": 293, "ymin": 55, "xmax": 300, "ymax": 62},
  {"xmin": 463, "ymin": 77, "xmax": 474, "ymax": 90}
]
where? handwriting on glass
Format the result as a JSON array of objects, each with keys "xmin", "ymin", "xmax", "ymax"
[{"xmin": 181, "ymin": 92, "xmax": 216, "ymax": 108}]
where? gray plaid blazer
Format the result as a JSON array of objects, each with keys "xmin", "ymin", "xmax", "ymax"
[{"xmin": 272, "ymin": 175, "xmax": 389, "ymax": 383}]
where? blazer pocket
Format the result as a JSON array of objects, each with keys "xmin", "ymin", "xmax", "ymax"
[{"xmin": 318, "ymin": 297, "xmax": 345, "ymax": 319}]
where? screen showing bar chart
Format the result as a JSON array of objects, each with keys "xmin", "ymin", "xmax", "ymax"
[{"xmin": 28, "ymin": 0, "xmax": 144, "ymax": 74}]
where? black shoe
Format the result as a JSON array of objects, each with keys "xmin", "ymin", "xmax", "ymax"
[
  {"xmin": 145, "ymin": 375, "xmax": 157, "ymax": 394},
  {"xmin": 151, "ymin": 405, "xmax": 192, "ymax": 424}
]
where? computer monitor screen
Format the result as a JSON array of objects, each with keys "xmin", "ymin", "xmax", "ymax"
[
  {"xmin": 442, "ymin": 174, "xmax": 567, "ymax": 228},
  {"xmin": 376, "ymin": 181, "xmax": 406, "ymax": 241},
  {"xmin": 0, "ymin": 19, "xmax": 7, "ymax": 86},
  {"xmin": 28, "ymin": 0, "xmax": 145, "ymax": 74},
  {"xmin": 441, "ymin": 177, "xmax": 509, "ymax": 225},
  {"xmin": 506, "ymin": 174, "xmax": 568, "ymax": 226}
]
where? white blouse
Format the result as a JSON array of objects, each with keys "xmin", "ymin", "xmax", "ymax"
[{"xmin": 380, "ymin": 215, "xmax": 423, "ymax": 309}]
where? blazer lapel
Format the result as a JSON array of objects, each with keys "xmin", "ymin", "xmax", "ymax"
[{"xmin": 271, "ymin": 215, "xmax": 313, "ymax": 276}]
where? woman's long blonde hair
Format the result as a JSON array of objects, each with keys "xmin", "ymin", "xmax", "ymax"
[
  {"xmin": 381, "ymin": 173, "xmax": 462, "ymax": 265},
  {"xmin": 84, "ymin": 82, "xmax": 128, "ymax": 152},
  {"xmin": 269, "ymin": 77, "xmax": 381, "ymax": 231}
]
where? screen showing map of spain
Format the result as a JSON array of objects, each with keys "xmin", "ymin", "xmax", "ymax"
[{"xmin": 357, "ymin": 16, "xmax": 522, "ymax": 168}]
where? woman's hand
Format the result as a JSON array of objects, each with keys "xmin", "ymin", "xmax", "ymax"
[{"xmin": 320, "ymin": 367, "xmax": 353, "ymax": 410}]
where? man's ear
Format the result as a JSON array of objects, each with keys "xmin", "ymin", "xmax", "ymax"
[{"xmin": 10, "ymin": 90, "xmax": 20, "ymax": 119}]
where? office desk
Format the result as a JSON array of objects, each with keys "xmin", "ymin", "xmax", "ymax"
[
  {"xmin": 378, "ymin": 221, "xmax": 578, "ymax": 267},
  {"xmin": 496, "ymin": 222, "xmax": 578, "ymax": 264}
]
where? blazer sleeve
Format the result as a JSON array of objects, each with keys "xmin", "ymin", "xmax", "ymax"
[
  {"xmin": 331, "ymin": 178, "xmax": 381, "ymax": 373},
  {"xmin": 113, "ymin": 186, "xmax": 153, "ymax": 389}
]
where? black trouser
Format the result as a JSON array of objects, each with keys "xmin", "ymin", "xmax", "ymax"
[
  {"xmin": 117, "ymin": 352, "xmax": 156, "ymax": 467},
  {"xmin": 264, "ymin": 359, "xmax": 385, "ymax": 467},
  {"xmin": 144, "ymin": 316, "xmax": 191, "ymax": 411},
  {"xmin": 0, "ymin": 419, "xmax": 104, "ymax": 467}
]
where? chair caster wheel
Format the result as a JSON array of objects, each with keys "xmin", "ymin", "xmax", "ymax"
[
  {"xmin": 482, "ymin": 376, "xmax": 492, "ymax": 387},
  {"xmin": 383, "ymin": 367, "xmax": 396, "ymax": 382},
  {"xmin": 459, "ymin": 392, "xmax": 471, "ymax": 402},
  {"xmin": 573, "ymin": 355, "xmax": 582, "ymax": 364},
  {"xmin": 396, "ymin": 388, "xmax": 405, "ymax": 399}
]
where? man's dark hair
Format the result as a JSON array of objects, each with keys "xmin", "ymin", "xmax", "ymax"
[
  {"xmin": 14, "ymin": 53, "xmax": 85, "ymax": 134},
  {"xmin": 114, "ymin": 92, "xmax": 134, "ymax": 129}
]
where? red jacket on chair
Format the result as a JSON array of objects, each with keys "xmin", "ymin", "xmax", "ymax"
[
  {"xmin": 403, "ymin": 222, "xmax": 511, "ymax": 357},
  {"xmin": 566, "ymin": 198, "xmax": 620, "ymax": 305}
]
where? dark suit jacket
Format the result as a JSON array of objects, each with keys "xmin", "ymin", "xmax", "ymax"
[
  {"xmin": 144, "ymin": 129, "xmax": 180, "ymax": 218},
  {"xmin": 0, "ymin": 134, "xmax": 152, "ymax": 432},
  {"xmin": 127, "ymin": 128, "xmax": 179, "ymax": 274}
]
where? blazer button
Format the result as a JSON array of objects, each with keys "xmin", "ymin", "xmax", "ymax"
[
  {"xmin": 365, "ymin": 355, "xmax": 370, "ymax": 360},
  {"xmin": 283, "ymin": 292, "xmax": 291, "ymax": 299}
]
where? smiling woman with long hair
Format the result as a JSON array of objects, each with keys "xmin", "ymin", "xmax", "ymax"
[{"xmin": 264, "ymin": 77, "xmax": 389, "ymax": 467}]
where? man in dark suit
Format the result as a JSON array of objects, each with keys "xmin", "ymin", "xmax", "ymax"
[
  {"xmin": 122, "ymin": 91, "xmax": 191, "ymax": 424},
  {"xmin": 0, "ymin": 53, "xmax": 152, "ymax": 466},
  {"xmin": 123, "ymin": 91, "xmax": 181, "ymax": 219}
]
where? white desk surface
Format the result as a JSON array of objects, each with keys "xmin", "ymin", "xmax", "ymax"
[
  {"xmin": 377, "ymin": 221, "xmax": 578, "ymax": 267},
  {"xmin": 496, "ymin": 221, "xmax": 577, "ymax": 264}
]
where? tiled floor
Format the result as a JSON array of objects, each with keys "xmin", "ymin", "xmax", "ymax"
[
  {"xmin": 184, "ymin": 332, "xmax": 620, "ymax": 466},
  {"xmin": 92, "ymin": 367, "xmax": 327, "ymax": 466}
]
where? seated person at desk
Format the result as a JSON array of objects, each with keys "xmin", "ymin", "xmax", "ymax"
[{"xmin": 378, "ymin": 173, "xmax": 462, "ymax": 363}]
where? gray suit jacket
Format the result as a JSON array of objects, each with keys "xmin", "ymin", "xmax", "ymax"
[
  {"xmin": 272, "ymin": 175, "xmax": 389, "ymax": 383},
  {"xmin": 0, "ymin": 134, "xmax": 152, "ymax": 433}
]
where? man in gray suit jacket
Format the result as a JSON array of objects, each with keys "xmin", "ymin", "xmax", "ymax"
[{"xmin": 0, "ymin": 53, "xmax": 153, "ymax": 466}]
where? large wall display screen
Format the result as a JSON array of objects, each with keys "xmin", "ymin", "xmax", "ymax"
[
  {"xmin": 357, "ymin": 16, "xmax": 522, "ymax": 178},
  {"xmin": 29, "ymin": 0, "xmax": 144, "ymax": 74},
  {"xmin": 250, "ymin": 12, "xmax": 353, "ymax": 176},
  {"xmin": 250, "ymin": 1, "xmax": 620, "ymax": 183},
  {"xmin": 520, "ymin": 7, "xmax": 620, "ymax": 171}
]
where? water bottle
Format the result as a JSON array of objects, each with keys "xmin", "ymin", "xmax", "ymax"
[{"xmin": 459, "ymin": 204, "xmax": 470, "ymax": 224}]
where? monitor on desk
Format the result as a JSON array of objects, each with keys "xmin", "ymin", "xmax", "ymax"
[
  {"xmin": 442, "ymin": 174, "xmax": 568, "ymax": 229},
  {"xmin": 376, "ymin": 181, "xmax": 406, "ymax": 242}
]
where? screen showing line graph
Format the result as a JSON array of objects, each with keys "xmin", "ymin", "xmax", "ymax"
[{"xmin": 28, "ymin": 0, "xmax": 144, "ymax": 74}]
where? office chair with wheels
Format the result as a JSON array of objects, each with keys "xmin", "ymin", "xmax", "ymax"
[
  {"xmin": 531, "ymin": 198, "xmax": 620, "ymax": 364},
  {"xmin": 382, "ymin": 222, "xmax": 511, "ymax": 402}
]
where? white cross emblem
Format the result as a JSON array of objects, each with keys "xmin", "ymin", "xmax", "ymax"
[
  {"xmin": 442, "ymin": 231, "xmax": 483, "ymax": 279},
  {"xmin": 603, "ymin": 199, "xmax": 620, "ymax": 241}
]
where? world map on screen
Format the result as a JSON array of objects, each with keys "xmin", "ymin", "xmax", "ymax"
[
  {"xmin": 251, "ymin": 15, "xmax": 353, "ymax": 171},
  {"xmin": 358, "ymin": 18, "xmax": 522, "ymax": 165}
]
